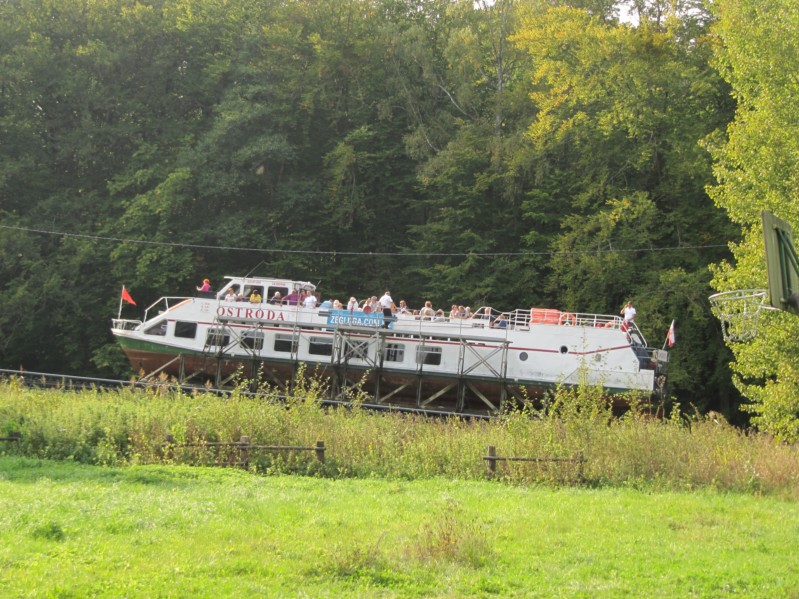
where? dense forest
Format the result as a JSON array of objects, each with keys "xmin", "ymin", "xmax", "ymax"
[{"xmin": 0, "ymin": 0, "xmax": 795, "ymax": 432}]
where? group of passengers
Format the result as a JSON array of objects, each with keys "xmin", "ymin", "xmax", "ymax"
[
  {"xmin": 340, "ymin": 295, "xmax": 495, "ymax": 325},
  {"xmin": 203, "ymin": 278, "xmax": 635, "ymax": 331},
  {"xmin": 204, "ymin": 278, "xmax": 504, "ymax": 325}
]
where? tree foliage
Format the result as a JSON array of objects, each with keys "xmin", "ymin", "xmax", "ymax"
[
  {"xmin": 706, "ymin": 0, "xmax": 799, "ymax": 440},
  {"xmin": 0, "ymin": 0, "xmax": 742, "ymax": 418}
]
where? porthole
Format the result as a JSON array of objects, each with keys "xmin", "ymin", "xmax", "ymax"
[
  {"xmin": 559, "ymin": 346, "xmax": 568, "ymax": 354},
  {"xmin": 519, "ymin": 352, "xmax": 528, "ymax": 362}
]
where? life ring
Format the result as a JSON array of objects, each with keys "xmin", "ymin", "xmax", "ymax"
[{"xmin": 559, "ymin": 312, "xmax": 576, "ymax": 326}]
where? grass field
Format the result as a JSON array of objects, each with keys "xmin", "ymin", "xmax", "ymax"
[{"xmin": 2, "ymin": 456, "xmax": 798, "ymax": 598}]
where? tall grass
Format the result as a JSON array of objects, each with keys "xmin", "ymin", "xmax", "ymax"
[{"xmin": 1, "ymin": 376, "xmax": 797, "ymax": 497}]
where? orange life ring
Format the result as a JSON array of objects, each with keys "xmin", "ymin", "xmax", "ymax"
[{"xmin": 559, "ymin": 312, "xmax": 576, "ymax": 326}]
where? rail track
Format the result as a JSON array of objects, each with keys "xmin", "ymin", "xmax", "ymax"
[{"xmin": 0, "ymin": 368, "xmax": 489, "ymax": 419}]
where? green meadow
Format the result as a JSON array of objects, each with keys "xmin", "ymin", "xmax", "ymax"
[
  {"xmin": 1, "ymin": 380, "xmax": 799, "ymax": 596},
  {"xmin": 2, "ymin": 457, "xmax": 799, "ymax": 598}
]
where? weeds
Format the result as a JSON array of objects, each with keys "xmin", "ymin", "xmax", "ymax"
[
  {"xmin": 407, "ymin": 503, "xmax": 493, "ymax": 568},
  {"xmin": 1, "ymin": 377, "xmax": 798, "ymax": 497}
]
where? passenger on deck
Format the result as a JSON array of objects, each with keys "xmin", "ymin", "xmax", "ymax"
[
  {"xmin": 347, "ymin": 297, "xmax": 358, "ymax": 313},
  {"xmin": 196, "ymin": 278, "xmax": 212, "ymax": 293},
  {"xmin": 491, "ymin": 313, "xmax": 508, "ymax": 329},
  {"xmin": 449, "ymin": 305, "xmax": 461, "ymax": 319},
  {"xmin": 224, "ymin": 287, "xmax": 238, "ymax": 301},
  {"xmin": 433, "ymin": 309, "xmax": 447, "ymax": 322},
  {"xmin": 303, "ymin": 293, "xmax": 318, "ymax": 309},
  {"xmin": 419, "ymin": 301, "xmax": 434, "ymax": 320},
  {"xmin": 363, "ymin": 296, "xmax": 379, "ymax": 314},
  {"xmin": 621, "ymin": 301, "xmax": 636, "ymax": 324},
  {"xmin": 463, "ymin": 306, "xmax": 472, "ymax": 319},
  {"xmin": 396, "ymin": 300, "xmax": 409, "ymax": 314},
  {"xmin": 474, "ymin": 307, "xmax": 491, "ymax": 320},
  {"xmin": 320, "ymin": 298, "xmax": 333, "ymax": 309},
  {"xmin": 267, "ymin": 291, "xmax": 281, "ymax": 304},
  {"xmin": 379, "ymin": 291, "xmax": 394, "ymax": 329},
  {"xmin": 284, "ymin": 290, "xmax": 300, "ymax": 305},
  {"xmin": 333, "ymin": 299, "xmax": 343, "ymax": 310},
  {"xmin": 250, "ymin": 289, "xmax": 263, "ymax": 304}
]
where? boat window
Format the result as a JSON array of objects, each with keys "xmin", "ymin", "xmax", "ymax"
[
  {"xmin": 206, "ymin": 327, "xmax": 230, "ymax": 347},
  {"xmin": 308, "ymin": 336, "xmax": 333, "ymax": 356},
  {"xmin": 241, "ymin": 330, "xmax": 264, "ymax": 350},
  {"xmin": 145, "ymin": 321, "xmax": 167, "ymax": 336},
  {"xmin": 416, "ymin": 346, "xmax": 442, "ymax": 366},
  {"xmin": 267, "ymin": 286, "xmax": 289, "ymax": 301},
  {"xmin": 384, "ymin": 343, "xmax": 405, "ymax": 363},
  {"xmin": 274, "ymin": 333, "xmax": 298, "ymax": 353},
  {"xmin": 243, "ymin": 286, "xmax": 264, "ymax": 299},
  {"xmin": 174, "ymin": 321, "xmax": 197, "ymax": 339}
]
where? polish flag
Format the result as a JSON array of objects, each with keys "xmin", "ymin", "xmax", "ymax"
[
  {"xmin": 666, "ymin": 320, "xmax": 675, "ymax": 348},
  {"xmin": 121, "ymin": 286, "xmax": 136, "ymax": 306}
]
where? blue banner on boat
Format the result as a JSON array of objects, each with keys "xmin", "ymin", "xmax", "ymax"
[{"xmin": 326, "ymin": 309, "xmax": 393, "ymax": 328}]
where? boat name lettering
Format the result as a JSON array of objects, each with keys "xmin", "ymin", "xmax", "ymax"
[{"xmin": 215, "ymin": 306, "xmax": 285, "ymax": 321}]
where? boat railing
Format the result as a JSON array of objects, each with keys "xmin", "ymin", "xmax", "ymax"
[
  {"xmin": 500, "ymin": 308, "xmax": 622, "ymax": 329},
  {"xmin": 633, "ymin": 345, "xmax": 665, "ymax": 370},
  {"xmin": 626, "ymin": 322, "xmax": 648, "ymax": 348},
  {"xmin": 330, "ymin": 306, "xmax": 643, "ymax": 336},
  {"xmin": 111, "ymin": 318, "xmax": 141, "ymax": 331},
  {"xmin": 142, "ymin": 296, "xmax": 191, "ymax": 322}
]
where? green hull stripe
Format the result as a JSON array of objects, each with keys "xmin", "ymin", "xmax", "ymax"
[{"xmin": 116, "ymin": 337, "xmax": 205, "ymax": 357}]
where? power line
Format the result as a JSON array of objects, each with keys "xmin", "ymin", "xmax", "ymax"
[{"xmin": 0, "ymin": 224, "xmax": 731, "ymax": 258}]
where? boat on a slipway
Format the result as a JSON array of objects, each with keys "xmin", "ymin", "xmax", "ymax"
[{"xmin": 111, "ymin": 275, "xmax": 668, "ymax": 413}]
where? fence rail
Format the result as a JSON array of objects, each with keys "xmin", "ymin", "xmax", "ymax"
[
  {"xmin": 483, "ymin": 445, "xmax": 584, "ymax": 480},
  {"xmin": 0, "ymin": 432, "xmax": 21, "ymax": 442},
  {"xmin": 164, "ymin": 434, "xmax": 325, "ymax": 467}
]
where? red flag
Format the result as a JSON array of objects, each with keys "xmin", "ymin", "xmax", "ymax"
[
  {"xmin": 121, "ymin": 286, "xmax": 136, "ymax": 306},
  {"xmin": 666, "ymin": 320, "xmax": 675, "ymax": 348}
]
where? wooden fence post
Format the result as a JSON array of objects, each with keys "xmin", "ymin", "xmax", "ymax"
[
  {"xmin": 239, "ymin": 436, "xmax": 250, "ymax": 467},
  {"xmin": 486, "ymin": 445, "xmax": 496, "ymax": 479},
  {"xmin": 315, "ymin": 440, "xmax": 325, "ymax": 463}
]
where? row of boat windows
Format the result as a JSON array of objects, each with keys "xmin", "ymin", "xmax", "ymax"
[{"xmin": 146, "ymin": 321, "xmax": 442, "ymax": 365}]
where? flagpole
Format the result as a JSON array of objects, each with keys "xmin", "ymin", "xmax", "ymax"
[{"xmin": 118, "ymin": 287, "xmax": 124, "ymax": 320}]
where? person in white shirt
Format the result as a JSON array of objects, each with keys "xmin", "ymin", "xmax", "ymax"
[
  {"xmin": 347, "ymin": 297, "xmax": 358, "ymax": 313},
  {"xmin": 303, "ymin": 293, "xmax": 318, "ymax": 309},
  {"xmin": 379, "ymin": 291, "xmax": 394, "ymax": 328},
  {"xmin": 621, "ymin": 301, "xmax": 636, "ymax": 324}
]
